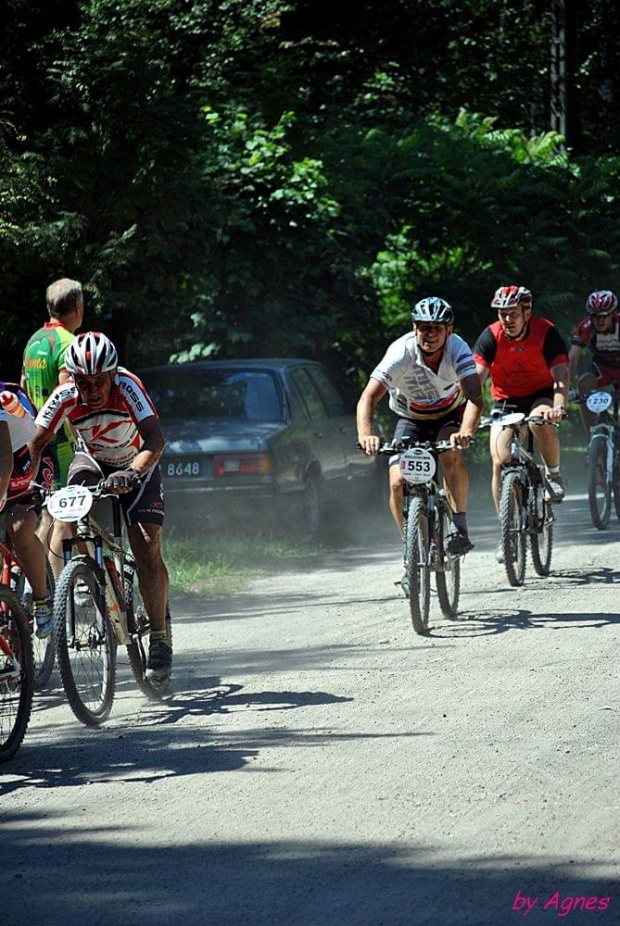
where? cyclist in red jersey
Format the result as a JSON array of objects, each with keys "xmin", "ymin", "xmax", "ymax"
[
  {"xmin": 473, "ymin": 286, "xmax": 569, "ymax": 562},
  {"xmin": 29, "ymin": 332, "xmax": 172, "ymax": 680},
  {"xmin": 568, "ymin": 290, "xmax": 620, "ymax": 434}
]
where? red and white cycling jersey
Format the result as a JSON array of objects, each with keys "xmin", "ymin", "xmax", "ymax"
[
  {"xmin": 36, "ymin": 367, "xmax": 157, "ymax": 467},
  {"xmin": 571, "ymin": 314, "xmax": 620, "ymax": 369}
]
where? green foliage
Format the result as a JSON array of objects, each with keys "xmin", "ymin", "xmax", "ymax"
[{"xmin": 0, "ymin": 0, "xmax": 619, "ymax": 384}]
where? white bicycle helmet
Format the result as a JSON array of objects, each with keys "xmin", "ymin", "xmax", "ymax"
[
  {"xmin": 411, "ymin": 297, "xmax": 454, "ymax": 324},
  {"xmin": 65, "ymin": 331, "xmax": 118, "ymax": 376}
]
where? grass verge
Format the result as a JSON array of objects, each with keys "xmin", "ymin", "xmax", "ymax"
[{"xmin": 163, "ymin": 528, "xmax": 325, "ymax": 598}]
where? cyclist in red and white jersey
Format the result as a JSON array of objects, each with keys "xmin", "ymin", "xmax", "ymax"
[
  {"xmin": 568, "ymin": 290, "xmax": 620, "ymax": 434},
  {"xmin": 29, "ymin": 332, "xmax": 172, "ymax": 680},
  {"xmin": 473, "ymin": 286, "xmax": 569, "ymax": 561},
  {"xmin": 358, "ymin": 297, "xmax": 483, "ymax": 555},
  {"xmin": 0, "ymin": 385, "xmax": 54, "ymax": 637}
]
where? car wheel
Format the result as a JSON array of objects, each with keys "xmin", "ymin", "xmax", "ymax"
[{"xmin": 299, "ymin": 475, "xmax": 321, "ymax": 537}]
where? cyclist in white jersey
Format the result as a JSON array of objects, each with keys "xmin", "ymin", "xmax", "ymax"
[
  {"xmin": 357, "ymin": 297, "xmax": 483, "ymax": 554},
  {"xmin": 0, "ymin": 388, "xmax": 54, "ymax": 637}
]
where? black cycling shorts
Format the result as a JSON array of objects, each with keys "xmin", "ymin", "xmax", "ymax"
[
  {"xmin": 391, "ymin": 406, "xmax": 465, "ymax": 453},
  {"xmin": 491, "ymin": 388, "xmax": 553, "ymax": 417},
  {"xmin": 68, "ymin": 452, "xmax": 165, "ymax": 528}
]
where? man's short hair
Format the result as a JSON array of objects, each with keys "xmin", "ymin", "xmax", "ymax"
[{"xmin": 46, "ymin": 278, "xmax": 83, "ymax": 318}]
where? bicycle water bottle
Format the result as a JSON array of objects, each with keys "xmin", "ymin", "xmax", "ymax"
[{"xmin": 0, "ymin": 391, "xmax": 27, "ymax": 419}]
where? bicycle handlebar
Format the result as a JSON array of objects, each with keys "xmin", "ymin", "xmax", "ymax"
[
  {"xmin": 357, "ymin": 437, "xmax": 474, "ymax": 455},
  {"xmin": 478, "ymin": 412, "xmax": 562, "ymax": 429}
]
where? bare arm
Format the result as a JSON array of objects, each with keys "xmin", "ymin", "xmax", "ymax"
[
  {"xmin": 128, "ymin": 415, "xmax": 166, "ymax": 478},
  {"xmin": 567, "ymin": 344, "xmax": 582, "ymax": 383},
  {"xmin": 475, "ymin": 361, "xmax": 490, "ymax": 387},
  {"xmin": 0, "ymin": 422, "xmax": 12, "ymax": 507},
  {"xmin": 28, "ymin": 425, "xmax": 54, "ymax": 484},
  {"xmin": 537, "ymin": 362, "xmax": 569, "ymax": 423},
  {"xmin": 451, "ymin": 372, "xmax": 484, "ymax": 448},
  {"xmin": 356, "ymin": 378, "xmax": 388, "ymax": 454}
]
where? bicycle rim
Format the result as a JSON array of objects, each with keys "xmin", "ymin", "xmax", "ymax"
[
  {"xmin": 530, "ymin": 500, "xmax": 554, "ymax": 577},
  {"xmin": 588, "ymin": 438, "xmax": 611, "ymax": 529},
  {"xmin": 500, "ymin": 472, "xmax": 526, "ymax": 587},
  {"xmin": 0, "ymin": 589, "xmax": 34, "ymax": 762},
  {"xmin": 54, "ymin": 559, "xmax": 116, "ymax": 726},
  {"xmin": 404, "ymin": 497, "xmax": 431, "ymax": 634},
  {"xmin": 435, "ymin": 505, "xmax": 460, "ymax": 618}
]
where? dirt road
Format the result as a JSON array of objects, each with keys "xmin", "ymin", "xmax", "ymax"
[{"xmin": 2, "ymin": 473, "xmax": 618, "ymax": 926}]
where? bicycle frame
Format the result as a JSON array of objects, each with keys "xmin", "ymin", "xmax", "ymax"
[
  {"xmin": 60, "ymin": 488, "xmax": 136, "ymax": 647},
  {"xmin": 587, "ymin": 388, "xmax": 620, "ymax": 474}
]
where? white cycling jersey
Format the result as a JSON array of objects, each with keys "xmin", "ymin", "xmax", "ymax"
[
  {"xmin": 371, "ymin": 332, "xmax": 477, "ymax": 420},
  {"xmin": 0, "ymin": 406, "xmax": 36, "ymax": 450}
]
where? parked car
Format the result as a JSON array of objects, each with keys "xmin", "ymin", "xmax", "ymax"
[{"xmin": 139, "ymin": 359, "xmax": 386, "ymax": 534}]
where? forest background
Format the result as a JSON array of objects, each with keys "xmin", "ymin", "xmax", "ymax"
[{"xmin": 1, "ymin": 0, "xmax": 619, "ymax": 386}]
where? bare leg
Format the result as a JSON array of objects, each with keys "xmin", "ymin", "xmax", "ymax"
[
  {"xmin": 8, "ymin": 508, "xmax": 49, "ymax": 600},
  {"xmin": 388, "ymin": 464, "xmax": 405, "ymax": 536},
  {"xmin": 128, "ymin": 522, "xmax": 169, "ymax": 633}
]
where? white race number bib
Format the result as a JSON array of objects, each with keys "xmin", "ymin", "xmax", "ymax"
[
  {"xmin": 399, "ymin": 448, "xmax": 436, "ymax": 485},
  {"xmin": 47, "ymin": 485, "xmax": 93, "ymax": 522},
  {"xmin": 586, "ymin": 391, "xmax": 612, "ymax": 414}
]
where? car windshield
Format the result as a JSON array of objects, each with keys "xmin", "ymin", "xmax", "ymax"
[{"xmin": 147, "ymin": 369, "xmax": 284, "ymax": 421}]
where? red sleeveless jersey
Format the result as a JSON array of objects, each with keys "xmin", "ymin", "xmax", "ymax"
[{"xmin": 473, "ymin": 317, "xmax": 568, "ymax": 401}]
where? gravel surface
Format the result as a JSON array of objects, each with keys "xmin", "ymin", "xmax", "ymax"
[{"xmin": 2, "ymin": 469, "xmax": 618, "ymax": 926}]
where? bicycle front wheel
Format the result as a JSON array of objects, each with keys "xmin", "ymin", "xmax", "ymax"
[
  {"xmin": 0, "ymin": 588, "xmax": 34, "ymax": 762},
  {"xmin": 588, "ymin": 437, "xmax": 612, "ymax": 530},
  {"xmin": 530, "ymin": 498, "xmax": 554, "ymax": 577},
  {"xmin": 435, "ymin": 505, "xmax": 460, "ymax": 618},
  {"xmin": 54, "ymin": 559, "xmax": 116, "ymax": 726},
  {"xmin": 404, "ymin": 497, "xmax": 431, "ymax": 634},
  {"xmin": 500, "ymin": 471, "xmax": 526, "ymax": 587}
]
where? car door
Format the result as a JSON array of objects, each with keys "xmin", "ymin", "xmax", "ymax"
[
  {"xmin": 289, "ymin": 366, "xmax": 347, "ymax": 484},
  {"xmin": 306, "ymin": 365, "xmax": 374, "ymax": 483}
]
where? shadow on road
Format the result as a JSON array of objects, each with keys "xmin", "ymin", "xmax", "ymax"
[
  {"xmin": 1, "ymin": 820, "xmax": 615, "ymax": 926},
  {"xmin": 430, "ymin": 609, "xmax": 620, "ymax": 639}
]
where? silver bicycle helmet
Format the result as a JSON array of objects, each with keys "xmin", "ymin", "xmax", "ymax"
[
  {"xmin": 411, "ymin": 297, "xmax": 454, "ymax": 325},
  {"xmin": 65, "ymin": 331, "xmax": 118, "ymax": 376}
]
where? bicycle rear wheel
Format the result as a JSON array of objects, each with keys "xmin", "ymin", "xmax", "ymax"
[
  {"xmin": 126, "ymin": 572, "xmax": 172, "ymax": 700},
  {"xmin": 404, "ymin": 497, "xmax": 431, "ymax": 634},
  {"xmin": 588, "ymin": 437, "xmax": 611, "ymax": 529},
  {"xmin": 0, "ymin": 588, "xmax": 34, "ymax": 762},
  {"xmin": 435, "ymin": 505, "xmax": 460, "ymax": 618},
  {"xmin": 54, "ymin": 559, "xmax": 116, "ymax": 726},
  {"xmin": 15, "ymin": 562, "xmax": 55, "ymax": 689},
  {"xmin": 500, "ymin": 471, "xmax": 526, "ymax": 587}
]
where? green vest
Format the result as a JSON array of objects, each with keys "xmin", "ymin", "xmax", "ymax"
[{"xmin": 22, "ymin": 319, "xmax": 75, "ymax": 442}]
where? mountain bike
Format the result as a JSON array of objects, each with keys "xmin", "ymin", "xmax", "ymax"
[
  {"xmin": 48, "ymin": 482, "xmax": 172, "ymax": 726},
  {"xmin": 481, "ymin": 412, "xmax": 558, "ymax": 587},
  {"xmin": 375, "ymin": 438, "xmax": 469, "ymax": 634},
  {"xmin": 577, "ymin": 387, "xmax": 620, "ymax": 530},
  {"xmin": 1, "ymin": 534, "xmax": 55, "ymax": 689},
  {"xmin": 0, "ymin": 581, "xmax": 34, "ymax": 761}
]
